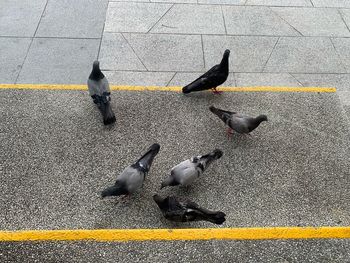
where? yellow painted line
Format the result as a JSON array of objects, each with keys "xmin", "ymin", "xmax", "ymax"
[
  {"xmin": 0, "ymin": 227, "xmax": 349, "ymax": 242},
  {"xmin": 0, "ymin": 84, "xmax": 336, "ymax": 93}
]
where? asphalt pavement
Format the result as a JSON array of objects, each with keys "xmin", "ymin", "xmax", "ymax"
[{"xmin": 1, "ymin": 0, "xmax": 350, "ymax": 261}]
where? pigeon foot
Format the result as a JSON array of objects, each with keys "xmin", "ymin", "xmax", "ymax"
[
  {"xmin": 211, "ymin": 88, "xmax": 223, "ymax": 95},
  {"xmin": 226, "ymin": 128, "xmax": 234, "ymax": 140},
  {"xmin": 120, "ymin": 195, "xmax": 130, "ymax": 202}
]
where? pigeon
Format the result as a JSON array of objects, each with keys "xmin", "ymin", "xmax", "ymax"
[
  {"xmin": 209, "ymin": 106, "xmax": 268, "ymax": 137},
  {"xmin": 160, "ymin": 149, "xmax": 223, "ymax": 188},
  {"xmin": 88, "ymin": 60, "xmax": 116, "ymax": 125},
  {"xmin": 153, "ymin": 194, "xmax": 226, "ymax": 225},
  {"xmin": 101, "ymin": 143, "xmax": 160, "ymax": 198},
  {"xmin": 182, "ymin": 49, "xmax": 230, "ymax": 94}
]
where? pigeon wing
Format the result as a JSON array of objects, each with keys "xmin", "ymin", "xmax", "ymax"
[{"xmin": 184, "ymin": 65, "xmax": 221, "ymax": 91}]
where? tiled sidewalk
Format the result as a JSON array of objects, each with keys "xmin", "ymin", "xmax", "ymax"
[{"xmin": 0, "ymin": 0, "xmax": 349, "ymax": 115}]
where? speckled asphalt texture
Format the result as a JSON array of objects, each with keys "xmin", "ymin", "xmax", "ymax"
[
  {"xmin": 1, "ymin": 239, "xmax": 350, "ymax": 263},
  {"xmin": 1, "ymin": 89, "xmax": 350, "ymax": 262}
]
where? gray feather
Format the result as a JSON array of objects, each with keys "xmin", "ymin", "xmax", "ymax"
[
  {"xmin": 117, "ymin": 166, "xmax": 145, "ymax": 194},
  {"xmin": 88, "ymin": 77, "xmax": 110, "ymax": 97},
  {"xmin": 161, "ymin": 149, "xmax": 222, "ymax": 188}
]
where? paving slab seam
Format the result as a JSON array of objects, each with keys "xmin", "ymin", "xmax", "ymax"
[
  {"xmin": 0, "ymin": 84, "xmax": 336, "ymax": 93},
  {"xmin": 106, "ymin": 1, "xmax": 350, "ymax": 9},
  {"xmin": 102, "ymin": 31, "xmax": 350, "ymax": 38},
  {"xmin": 0, "ymin": 227, "xmax": 349, "ymax": 242},
  {"xmin": 97, "ymin": 69, "xmax": 350, "ymax": 75}
]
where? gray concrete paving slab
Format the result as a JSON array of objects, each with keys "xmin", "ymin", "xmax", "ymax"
[
  {"xmin": 99, "ymin": 33, "xmax": 147, "ymax": 71},
  {"xmin": 110, "ymin": 0, "xmax": 150, "ymax": 2},
  {"xmin": 0, "ymin": 38, "xmax": 32, "ymax": 84},
  {"xmin": 150, "ymin": 4, "xmax": 226, "ymax": 34},
  {"xmin": 331, "ymin": 37, "xmax": 350, "ymax": 73},
  {"xmin": 104, "ymin": 71, "xmax": 174, "ymax": 86},
  {"xmin": 264, "ymin": 37, "xmax": 346, "ymax": 73},
  {"xmin": 339, "ymin": 9, "xmax": 350, "ymax": 28},
  {"xmin": 1, "ymin": 239, "xmax": 349, "ymax": 263},
  {"xmin": 1, "ymin": 0, "xmax": 350, "ymax": 261},
  {"xmin": 16, "ymin": 38, "xmax": 100, "ymax": 84},
  {"xmin": 271, "ymin": 7, "xmax": 350, "ymax": 37},
  {"xmin": 292, "ymin": 73, "xmax": 350, "ymax": 91},
  {"xmin": 222, "ymin": 6, "xmax": 299, "ymax": 36},
  {"xmin": 0, "ymin": 0, "xmax": 46, "ymax": 37},
  {"xmin": 197, "ymin": 0, "xmax": 246, "ymax": 5},
  {"xmin": 35, "ymin": 0, "xmax": 108, "ymax": 38},
  {"xmin": 152, "ymin": 0, "xmax": 197, "ymax": 3},
  {"xmin": 110, "ymin": 0, "xmax": 150, "ymax": 1},
  {"xmin": 203, "ymin": 35, "xmax": 278, "ymax": 72},
  {"xmin": 104, "ymin": 2, "xmax": 172, "ymax": 33},
  {"xmin": 168, "ymin": 72, "xmax": 236, "ymax": 86},
  {"xmin": 246, "ymin": 0, "xmax": 312, "ymax": 6},
  {"xmin": 235, "ymin": 73, "xmax": 302, "ymax": 86},
  {"xmin": 123, "ymin": 33, "xmax": 204, "ymax": 71},
  {"xmin": 312, "ymin": 0, "xmax": 350, "ymax": 8},
  {"xmin": 0, "ymin": 90, "xmax": 349, "ymax": 230}
]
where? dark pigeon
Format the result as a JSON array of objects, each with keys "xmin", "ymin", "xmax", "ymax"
[
  {"xmin": 101, "ymin": 143, "xmax": 160, "ymax": 198},
  {"xmin": 88, "ymin": 61, "xmax": 116, "ymax": 125},
  {"xmin": 161, "ymin": 149, "xmax": 223, "ymax": 188},
  {"xmin": 153, "ymin": 194, "xmax": 226, "ymax": 225},
  {"xmin": 209, "ymin": 106, "xmax": 268, "ymax": 137},
  {"xmin": 182, "ymin": 49, "xmax": 230, "ymax": 94}
]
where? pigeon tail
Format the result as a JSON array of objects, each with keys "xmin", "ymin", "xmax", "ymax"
[
  {"xmin": 209, "ymin": 106, "xmax": 232, "ymax": 123},
  {"xmin": 202, "ymin": 211, "xmax": 226, "ymax": 225},
  {"xmin": 134, "ymin": 143, "xmax": 160, "ymax": 173},
  {"xmin": 219, "ymin": 49, "xmax": 230, "ymax": 70},
  {"xmin": 182, "ymin": 82, "xmax": 202, "ymax": 94},
  {"xmin": 101, "ymin": 183, "xmax": 128, "ymax": 198},
  {"xmin": 99, "ymin": 100, "xmax": 116, "ymax": 125}
]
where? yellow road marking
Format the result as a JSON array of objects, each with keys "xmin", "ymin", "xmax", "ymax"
[
  {"xmin": 0, "ymin": 227, "xmax": 349, "ymax": 242},
  {"xmin": 0, "ymin": 84, "xmax": 336, "ymax": 93}
]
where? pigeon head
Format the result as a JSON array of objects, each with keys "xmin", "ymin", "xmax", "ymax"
[
  {"xmin": 93, "ymin": 60, "xmax": 100, "ymax": 70},
  {"xmin": 224, "ymin": 49, "xmax": 230, "ymax": 57},
  {"xmin": 213, "ymin": 149, "xmax": 223, "ymax": 159},
  {"xmin": 160, "ymin": 176, "xmax": 174, "ymax": 189},
  {"xmin": 220, "ymin": 50, "xmax": 230, "ymax": 67},
  {"xmin": 153, "ymin": 194, "xmax": 168, "ymax": 209},
  {"xmin": 89, "ymin": 60, "xmax": 104, "ymax": 80},
  {"xmin": 149, "ymin": 143, "xmax": 161, "ymax": 153},
  {"xmin": 153, "ymin": 194, "xmax": 164, "ymax": 203},
  {"xmin": 134, "ymin": 143, "xmax": 161, "ymax": 172},
  {"xmin": 160, "ymin": 181, "xmax": 168, "ymax": 189},
  {"xmin": 257, "ymin": 114, "xmax": 268, "ymax": 122},
  {"xmin": 101, "ymin": 184, "xmax": 128, "ymax": 198}
]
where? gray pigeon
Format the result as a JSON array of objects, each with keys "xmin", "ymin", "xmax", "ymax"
[
  {"xmin": 182, "ymin": 49, "xmax": 230, "ymax": 94},
  {"xmin": 101, "ymin": 143, "xmax": 160, "ymax": 198},
  {"xmin": 153, "ymin": 194, "xmax": 226, "ymax": 225},
  {"xmin": 161, "ymin": 149, "xmax": 223, "ymax": 188},
  {"xmin": 88, "ymin": 61, "xmax": 116, "ymax": 125},
  {"xmin": 209, "ymin": 106, "xmax": 267, "ymax": 137}
]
